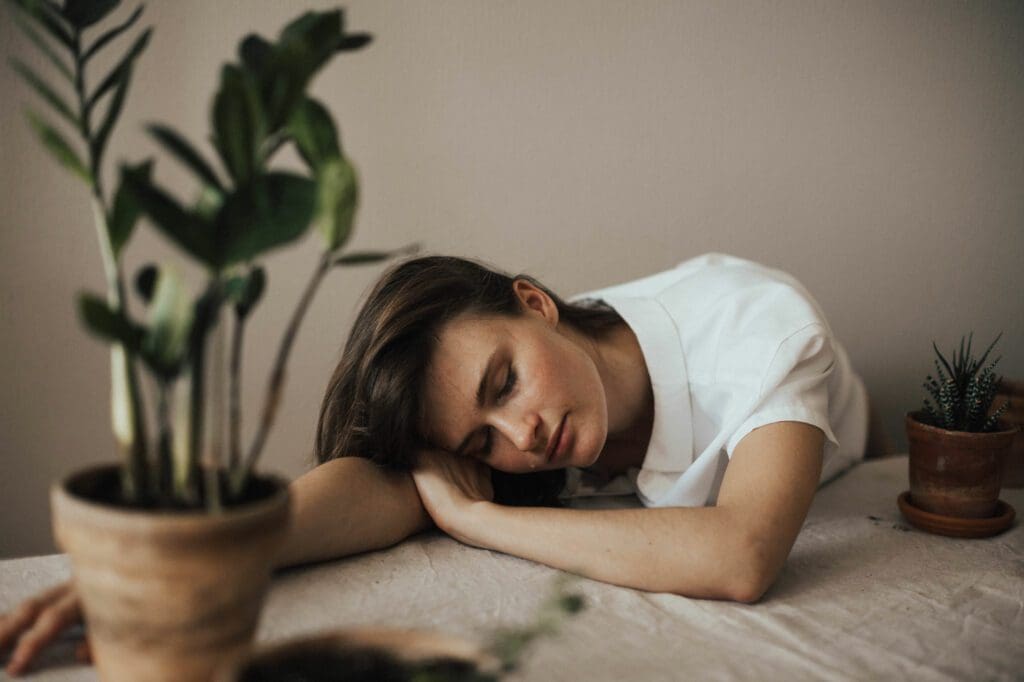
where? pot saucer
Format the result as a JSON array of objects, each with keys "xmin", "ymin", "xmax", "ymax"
[{"xmin": 897, "ymin": 491, "xmax": 1015, "ymax": 538}]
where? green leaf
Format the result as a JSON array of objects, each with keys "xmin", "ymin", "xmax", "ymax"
[
  {"xmin": 146, "ymin": 123, "xmax": 223, "ymax": 190},
  {"xmin": 86, "ymin": 27, "xmax": 151, "ymax": 115},
  {"xmin": 193, "ymin": 184, "xmax": 224, "ymax": 222},
  {"xmin": 337, "ymin": 33, "xmax": 372, "ymax": 52},
  {"xmin": 77, "ymin": 292, "xmax": 143, "ymax": 349},
  {"xmin": 134, "ymin": 263, "xmax": 157, "ymax": 302},
  {"xmin": 90, "ymin": 62, "xmax": 132, "ymax": 174},
  {"xmin": 333, "ymin": 244, "xmax": 420, "ymax": 267},
  {"xmin": 61, "ymin": 0, "xmax": 118, "ymax": 29},
  {"xmin": 9, "ymin": 57, "xmax": 79, "ymax": 131},
  {"xmin": 238, "ymin": 33, "xmax": 271, "ymax": 72},
  {"xmin": 215, "ymin": 172, "xmax": 316, "ymax": 266},
  {"xmin": 121, "ymin": 164, "xmax": 217, "ymax": 266},
  {"xmin": 9, "ymin": 0, "xmax": 74, "ymax": 50},
  {"xmin": 10, "ymin": 9, "xmax": 74, "ymax": 83},
  {"xmin": 279, "ymin": 10, "xmax": 341, "ymax": 59},
  {"xmin": 24, "ymin": 109, "xmax": 91, "ymax": 183},
  {"xmin": 314, "ymin": 156, "xmax": 357, "ymax": 251},
  {"xmin": 82, "ymin": 4, "xmax": 143, "ymax": 62},
  {"xmin": 212, "ymin": 63, "xmax": 263, "ymax": 185},
  {"xmin": 288, "ymin": 97, "xmax": 340, "ymax": 170},
  {"xmin": 255, "ymin": 11, "xmax": 345, "ymax": 132},
  {"xmin": 141, "ymin": 265, "xmax": 193, "ymax": 377},
  {"xmin": 108, "ymin": 158, "xmax": 152, "ymax": 256},
  {"xmin": 224, "ymin": 266, "xmax": 266, "ymax": 318}
]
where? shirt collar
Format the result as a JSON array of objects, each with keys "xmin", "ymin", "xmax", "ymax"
[{"xmin": 592, "ymin": 293, "xmax": 694, "ymax": 472}]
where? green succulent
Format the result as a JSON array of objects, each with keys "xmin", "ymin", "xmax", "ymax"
[{"xmin": 919, "ymin": 332, "xmax": 1012, "ymax": 433}]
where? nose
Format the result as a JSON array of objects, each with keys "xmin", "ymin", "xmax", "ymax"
[{"xmin": 493, "ymin": 410, "xmax": 542, "ymax": 453}]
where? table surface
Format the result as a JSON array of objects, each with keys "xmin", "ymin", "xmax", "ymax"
[{"xmin": 2, "ymin": 455, "xmax": 1022, "ymax": 681}]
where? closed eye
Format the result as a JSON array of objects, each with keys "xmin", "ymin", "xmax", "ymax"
[
  {"xmin": 479, "ymin": 364, "xmax": 516, "ymax": 456},
  {"xmin": 497, "ymin": 364, "xmax": 516, "ymax": 401}
]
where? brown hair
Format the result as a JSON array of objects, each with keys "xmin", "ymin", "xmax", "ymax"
[{"xmin": 314, "ymin": 255, "xmax": 622, "ymax": 505}]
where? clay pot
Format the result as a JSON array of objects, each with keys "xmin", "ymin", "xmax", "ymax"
[
  {"xmin": 904, "ymin": 411, "xmax": 1018, "ymax": 518},
  {"xmin": 988, "ymin": 378, "xmax": 1024, "ymax": 488},
  {"xmin": 51, "ymin": 464, "xmax": 290, "ymax": 682},
  {"xmin": 216, "ymin": 627, "xmax": 500, "ymax": 682}
]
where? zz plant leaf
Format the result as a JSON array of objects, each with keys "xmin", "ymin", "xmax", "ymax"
[
  {"xmin": 212, "ymin": 63, "xmax": 264, "ymax": 185},
  {"xmin": 147, "ymin": 123, "xmax": 224, "ymax": 191},
  {"xmin": 109, "ymin": 158, "xmax": 153, "ymax": 257},
  {"xmin": 91, "ymin": 62, "xmax": 133, "ymax": 174},
  {"xmin": 314, "ymin": 156, "xmax": 358, "ymax": 252},
  {"xmin": 78, "ymin": 292, "xmax": 143, "ymax": 350},
  {"xmin": 140, "ymin": 265, "xmax": 193, "ymax": 380},
  {"xmin": 9, "ymin": 9, "xmax": 74, "ymax": 83},
  {"xmin": 215, "ymin": 172, "xmax": 316, "ymax": 266},
  {"xmin": 25, "ymin": 109, "xmax": 91, "ymax": 182},
  {"xmin": 225, "ymin": 267, "xmax": 266, "ymax": 318},
  {"xmin": 289, "ymin": 97, "xmax": 341, "ymax": 170},
  {"xmin": 9, "ymin": 57, "xmax": 80, "ymax": 130},
  {"xmin": 82, "ymin": 4, "xmax": 143, "ymax": 63},
  {"xmin": 86, "ymin": 27, "xmax": 151, "ymax": 116},
  {"xmin": 61, "ymin": 0, "xmax": 119, "ymax": 29},
  {"xmin": 9, "ymin": 0, "xmax": 74, "ymax": 50},
  {"xmin": 120, "ymin": 164, "xmax": 217, "ymax": 266}
]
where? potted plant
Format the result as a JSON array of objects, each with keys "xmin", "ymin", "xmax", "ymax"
[
  {"xmin": 904, "ymin": 332, "xmax": 1017, "ymax": 521},
  {"xmin": 8, "ymin": 2, "xmax": 410, "ymax": 679}
]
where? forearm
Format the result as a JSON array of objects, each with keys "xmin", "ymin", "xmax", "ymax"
[
  {"xmin": 275, "ymin": 457, "xmax": 432, "ymax": 570},
  {"xmin": 454, "ymin": 503, "xmax": 764, "ymax": 601}
]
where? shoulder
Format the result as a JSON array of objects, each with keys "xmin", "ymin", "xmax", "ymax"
[{"xmin": 572, "ymin": 253, "xmax": 826, "ymax": 324}]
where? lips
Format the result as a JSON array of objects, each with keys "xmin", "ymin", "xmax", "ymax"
[{"xmin": 545, "ymin": 415, "xmax": 566, "ymax": 461}]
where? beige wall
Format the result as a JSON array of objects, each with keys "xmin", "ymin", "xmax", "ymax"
[{"xmin": 2, "ymin": 1, "xmax": 1022, "ymax": 558}]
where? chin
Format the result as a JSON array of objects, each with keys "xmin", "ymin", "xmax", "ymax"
[{"xmin": 575, "ymin": 432, "xmax": 605, "ymax": 468}]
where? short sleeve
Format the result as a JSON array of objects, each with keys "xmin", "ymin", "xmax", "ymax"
[{"xmin": 724, "ymin": 324, "xmax": 841, "ymax": 457}]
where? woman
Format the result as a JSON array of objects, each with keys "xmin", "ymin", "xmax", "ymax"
[{"xmin": 0, "ymin": 252, "xmax": 874, "ymax": 675}]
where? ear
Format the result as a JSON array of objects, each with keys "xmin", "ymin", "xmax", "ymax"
[{"xmin": 512, "ymin": 279, "xmax": 559, "ymax": 326}]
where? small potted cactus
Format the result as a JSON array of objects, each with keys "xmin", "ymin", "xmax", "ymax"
[{"xmin": 904, "ymin": 332, "xmax": 1018, "ymax": 519}]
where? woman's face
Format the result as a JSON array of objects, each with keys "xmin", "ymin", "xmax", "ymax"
[{"xmin": 419, "ymin": 281, "xmax": 609, "ymax": 473}]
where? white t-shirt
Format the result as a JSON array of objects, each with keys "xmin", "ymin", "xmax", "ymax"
[{"xmin": 560, "ymin": 252, "xmax": 869, "ymax": 508}]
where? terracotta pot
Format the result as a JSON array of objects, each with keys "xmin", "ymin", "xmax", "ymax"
[
  {"xmin": 51, "ymin": 464, "xmax": 291, "ymax": 682},
  {"xmin": 904, "ymin": 411, "xmax": 1018, "ymax": 518},
  {"xmin": 988, "ymin": 378, "xmax": 1024, "ymax": 488},
  {"xmin": 216, "ymin": 627, "xmax": 500, "ymax": 682}
]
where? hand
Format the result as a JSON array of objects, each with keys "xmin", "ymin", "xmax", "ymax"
[
  {"xmin": 411, "ymin": 449, "xmax": 494, "ymax": 542},
  {"xmin": 0, "ymin": 581, "xmax": 90, "ymax": 677}
]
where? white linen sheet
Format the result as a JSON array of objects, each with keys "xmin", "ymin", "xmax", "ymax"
[{"xmin": 1, "ymin": 455, "xmax": 1021, "ymax": 681}]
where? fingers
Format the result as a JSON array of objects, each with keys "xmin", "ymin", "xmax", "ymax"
[
  {"xmin": 0, "ymin": 580, "xmax": 70, "ymax": 652},
  {"xmin": 3, "ymin": 586, "xmax": 82, "ymax": 677}
]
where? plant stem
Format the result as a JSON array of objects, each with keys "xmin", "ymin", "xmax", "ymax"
[
  {"xmin": 74, "ymin": 28, "xmax": 148, "ymax": 502},
  {"xmin": 233, "ymin": 251, "xmax": 332, "ymax": 494},
  {"xmin": 208, "ymin": 306, "xmax": 226, "ymax": 511},
  {"xmin": 156, "ymin": 379, "xmax": 172, "ymax": 502},
  {"xmin": 229, "ymin": 312, "xmax": 245, "ymax": 472},
  {"xmin": 189, "ymin": 285, "xmax": 223, "ymax": 512}
]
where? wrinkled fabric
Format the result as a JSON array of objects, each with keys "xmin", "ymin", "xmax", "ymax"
[
  {"xmin": 2, "ymin": 457, "xmax": 1021, "ymax": 681},
  {"xmin": 566, "ymin": 252, "xmax": 869, "ymax": 508}
]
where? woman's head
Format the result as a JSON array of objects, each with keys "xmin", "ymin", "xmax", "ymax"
[{"xmin": 314, "ymin": 255, "xmax": 623, "ymax": 502}]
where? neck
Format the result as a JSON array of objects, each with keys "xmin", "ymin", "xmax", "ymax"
[{"xmin": 572, "ymin": 321, "xmax": 654, "ymax": 443}]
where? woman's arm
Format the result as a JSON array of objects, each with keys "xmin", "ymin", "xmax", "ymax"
[
  {"xmin": 277, "ymin": 456, "xmax": 432, "ymax": 569},
  {"xmin": 413, "ymin": 421, "xmax": 824, "ymax": 603}
]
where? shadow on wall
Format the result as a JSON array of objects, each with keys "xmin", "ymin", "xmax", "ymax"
[{"xmin": 865, "ymin": 392, "xmax": 898, "ymax": 459}]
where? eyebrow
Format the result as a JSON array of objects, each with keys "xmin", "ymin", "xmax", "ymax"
[{"xmin": 452, "ymin": 348, "xmax": 500, "ymax": 456}]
